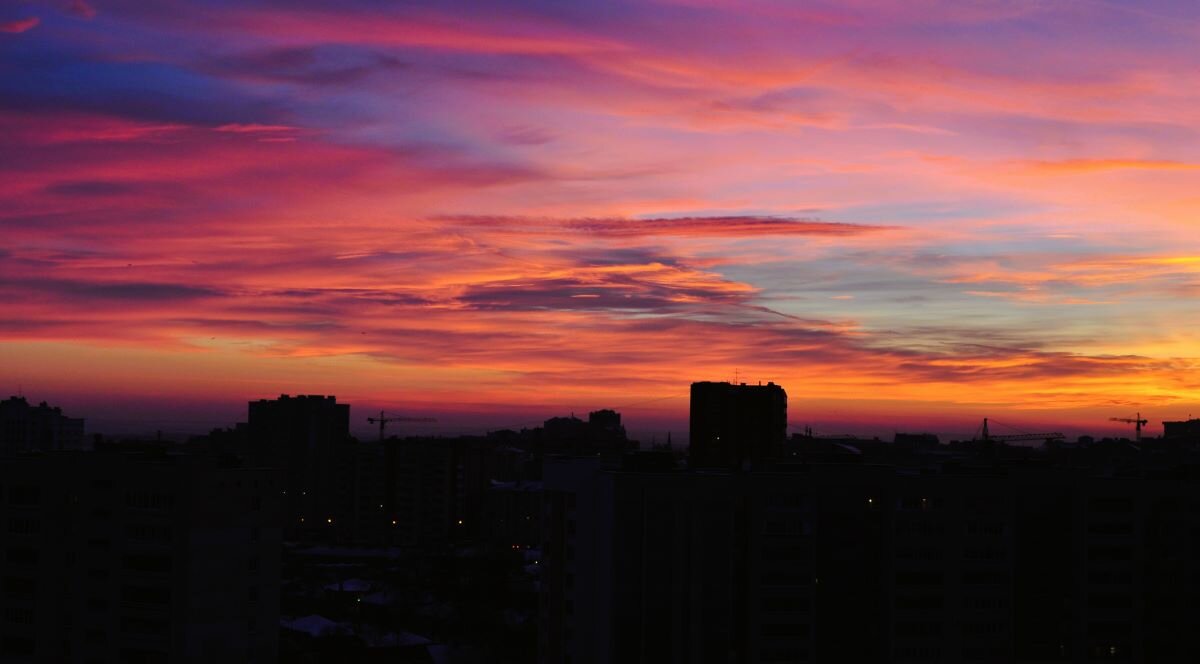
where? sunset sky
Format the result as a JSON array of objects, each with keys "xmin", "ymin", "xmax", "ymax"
[{"xmin": 2, "ymin": 0, "xmax": 1199, "ymax": 440}]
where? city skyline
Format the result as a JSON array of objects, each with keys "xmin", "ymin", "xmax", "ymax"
[
  {"xmin": 3, "ymin": 1, "xmax": 1200, "ymax": 436},
  {"xmin": 0, "ymin": 386, "xmax": 1183, "ymax": 446}
]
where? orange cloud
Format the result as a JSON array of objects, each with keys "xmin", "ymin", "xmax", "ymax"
[
  {"xmin": 5, "ymin": 1, "xmax": 1200, "ymax": 434},
  {"xmin": 1023, "ymin": 159, "xmax": 1200, "ymax": 174}
]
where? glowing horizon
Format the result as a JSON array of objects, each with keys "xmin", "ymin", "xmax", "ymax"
[{"xmin": 2, "ymin": 0, "xmax": 1199, "ymax": 439}]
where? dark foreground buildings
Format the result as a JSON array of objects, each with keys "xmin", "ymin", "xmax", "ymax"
[
  {"xmin": 539, "ymin": 381, "xmax": 1200, "ymax": 663},
  {"xmin": 0, "ymin": 396, "xmax": 86, "ymax": 454},
  {"xmin": 6, "ymin": 387, "xmax": 1200, "ymax": 663},
  {"xmin": 0, "ymin": 449, "xmax": 282, "ymax": 663}
]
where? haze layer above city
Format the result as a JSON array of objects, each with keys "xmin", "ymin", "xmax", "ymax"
[{"xmin": 2, "ymin": 0, "xmax": 1199, "ymax": 439}]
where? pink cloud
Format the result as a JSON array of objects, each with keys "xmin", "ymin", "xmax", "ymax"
[
  {"xmin": 68, "ymin": 1, "xmax": 97, "ymax": 19},
  {"xmin": 440, "ymin": 215, "xmax": 893, "ymax": 239},
  {"xmin": 5, "ymin": 2, "xmax": 1200, "ymax": 429},
  {"xmin": 0, "ymin": 16, "xmax": 39, "ymax": 33}
]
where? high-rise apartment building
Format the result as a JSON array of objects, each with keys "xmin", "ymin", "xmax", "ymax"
[
  {"xmin": 246, "ymin": 394, "xmax": 349, "ymax": 528},
  {"xmin": 689, "ymin": 381, "xmax": 787, "ymax": 469}
]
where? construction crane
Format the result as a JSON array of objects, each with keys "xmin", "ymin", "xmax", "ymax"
[
  {"xmin": 367, "ymin": 410, "xmax": 436, "ymax": 442},
  {"xmin": 1110, "ymin": 412, "xmax": 1148, "ymax": 441},
  {"xmin": 976, "ymin": 418, "xmax": 1065, "ymax": 444}
]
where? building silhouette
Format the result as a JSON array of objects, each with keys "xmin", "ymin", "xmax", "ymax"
[
  {"xmin": 10, "ymin": 385, "xmax": 1200, "ymax": 662},
  {"xmin": 0, "ymin": 396, "xmax": 86, "ymax": 455},
  {"xmin": 246, "ymin": 394, "xmax": 350, "ymax": 532},
  {"xmin": 1163, "ymin": 418, "xmax": 1200, "ymax": 441},
  {"xmin": 689, "ymin": 381, "xmax": 787, "ymax": 469}
]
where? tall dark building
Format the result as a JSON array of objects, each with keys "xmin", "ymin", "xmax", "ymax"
[
  {"xmin": 689, "ymin": 381, "xmax": 787, "ymax": 469},
  {"xmin": 246, "ymin": 394, "xmax": 350, "ymax": 528},
  {"xmin": 1163, "ymin": 418, "xmax": 1200, "ymax": 441},
  {"xmin": 587, "ymin": 409, "xmax": 625, "ymax": 439}
]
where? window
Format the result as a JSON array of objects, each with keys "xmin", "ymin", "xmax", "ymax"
[
  {"xmin": 7, "ymin": 518, "xmax": 40, "ymax": 535},
  {"xmin": 962, "ymin": 596, "xmax": 1007, "ymax": 610},
  {"xmin": 118, "ymin": 648, "xmax": 168, "ymax": 664},
  {"xmin": 962, "ymin": 570, "xmax": 1007, "ymax": 585},
  {"xmin": 122, "ymin": 585, "xmax": 171, "ymax": 605},
  {"xmin": 896, "ymin": 621, "xmax": 942, "ymax": 637},
  {"xmin": 6, "ymin": 548, "xmax": 39, "ymax": 566},
  {"xmin": 1089, "ymin": 570, "xmax": 1132, "ymax": 584},
  {"xmin": 1090, "ymin": 497, "xmax": 1133, "ymax": 512},
  {"xmin": 121, "ymin": 616, "xmax": 168, "ymax": 636},
  {"xmin": 761, "ymin": 623, "xmax": 810, "ymax": 638},
  {"xmin": 1089, "ymin": 522, "xmax": 1133, "ymax": 536},
  {"xmin": 127, "ymin": 524, "xmax": 172, "ymax": 543},
  {"xmin": 122, "ymin": 554, "xmax": 172, "ymax": 574},
  {"xmin": 895, "ymin": 595, "xmax": 942, "ymax": 610},
  {"xmin": 1089, "ymin": 594, "xmax": 1133, "ymax": 609},
  {"xmin": 963, "ymin": 622, "xmax": 1005, "ymax": 636},
  {"xmin": 963, "ymin": 546, "xmax": 1004, "ymax": 560},
  {"xmin": 1089, "ymin": 546, "xmax": 1133, "ymax": 562},
  {"xmin": 896, "ymin": 571, "xmax": 942, "ymax": 586},
  {"xmin": 2, "ymin": 607, "xmax": 33, "ymax": 625},
  {"xmin": 762, "ymin": 596, "xmax": 809, "ymax": 612},
  {"xmin": 2, "ymin": 576, "xmax": 36, "ymax": 596},
  {"xmin": 966, "ymin": 521, "xmax": 1004, "ymax": 536},
  {"xmin": 1088, "ymin": 622, "xmax": 1132, "ymax": 636},
  {"xmin": 125, "ymin": 491, "xmax": 173, "ymax": 512}
]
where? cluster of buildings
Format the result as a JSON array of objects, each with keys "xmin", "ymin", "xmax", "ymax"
[
  {"xmin": 541, "ymin": 382, "xmax": 1200, "ymax": 663},
  {"xmin": 0, "ymin": 393, "xmax": 635, "ymax": 662},
  {"xmin": 0, "ymin": 396, "xmax": 86, "ymax": 454},
  {"xmin": 0, "ymin": 442, "xmax": 282, "ymax": 662},
  {"xmin": 214, "ymin": 395, "xmax": 632, "ymax": 548},
  {"xmin": 3, "ymin": 384, "xmax": 1200, "ymax": 662}
]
